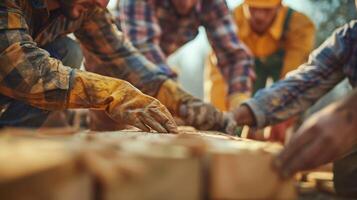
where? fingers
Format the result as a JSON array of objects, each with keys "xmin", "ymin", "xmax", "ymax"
[
  {"xmin": 149, "ymin": 108, "xmax": 178, "ymax": 134},
  {"xmin": 278, "ymin": 139, "xmax": 320, "ymax": 178},
  {"xmin": 181, "ymin": 101, "xmax": 220, "ymax": 130},
  {"xmin": 233, "ymin": 105, "xmax": 255, "ymax": 126},
  {"xmin": 132, "ymin": 119, "xmax": 151, "ymax": 132},
  {"xmin": 223, "ymin": 113, "xmax": 239, "ymax": 135},
  {"xmin": 139, "ymin": 112, "xmax": 168, "ymax": 133},
  {"xmin": 185, "ymin": 103, "xmax": 198, "ymax": 126},
  {"xmin": 275, "ymin": 128, "xmax": 317, "ymax": 178},
  {"xmin": 278, "ymin": 136, "xmax": 338, "ymax": 179},
  {"xmin": 204, "ymin": 108, "xmax": 225, "ymax": 131}
]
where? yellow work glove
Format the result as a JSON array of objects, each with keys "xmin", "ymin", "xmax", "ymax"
[
  {"xmin": 227, "ymin": 92, "xmax": 251, "ymax": 111},
  {"xmin": 156, "ymin": 79, "xmax": 231, "ymax": 131},
  {"xmin": 68, "ymin": 71, "xmax": 178, "ymax": 133}
]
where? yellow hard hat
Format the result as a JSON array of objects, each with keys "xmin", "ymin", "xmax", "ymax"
[{"xmin": 244, "ymin": 0, "xmax": 282, "ymax": 8}]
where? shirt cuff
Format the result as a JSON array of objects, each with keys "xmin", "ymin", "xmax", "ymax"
[{"xmin": 243, "ymin": 98, "xmax": 267, "ymax": 128}]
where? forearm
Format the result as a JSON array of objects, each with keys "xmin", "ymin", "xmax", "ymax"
[
  {"xmin": 275, "ymin": 88, "xmax": 357, "ymax": 177},
  {"xmin": 118, "ymin": 0, "xmax": 175, "ymax": 77},
  {"xmin": 76, "ymin": 8, "xmax": 169, "ymax": 97},
  {"xmin": 243, "ymin": 22, "xmax": 355, "ymax": 128},
  {"xmin": 0, "ymin": 32, "xmax": 74, "ymax": 110},
  {"xmin": 204, "ymin": 0, "xmax": 254, "ymax": 95},
  {"xmin": 131, "ymin": 43, "xmax": 176, "ymax": 77},
  {"xmin": 218, "ymin": 57, "xmax": 254, "ymax": 95},
  {"xmin": 332, "ymin": 89, "xmax": 357, "ymax": 130},
  {"xmin": 244, "ymin": 65, "xmax": 344, "ymax": 128}
]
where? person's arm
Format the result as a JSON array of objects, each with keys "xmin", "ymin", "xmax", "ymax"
[
  {"xmin": 201, "ymin": 0, "xmax": 255, "ymax": 108},
  {"xmin": 117, "ymin": 0, "xmax": 174, "ymax": 76},
  {"xmin": 75, "ymin": 7, "xmax": 229, "ymax": 132},
  {"xmin": 0, "ymin": 4, "xmax": 177, "ymax": 133},
  {"xmin": 281, "ymin": 12, "xmax": 316, "ymax": 77},
  {"xmin": 275, "ymin": 88, "xmax": 357, "ymax": 177},
  {"xmin": 75, "ymin": 7, "xmax": 168, "ymax": 97},
  {"xmin": 0, "ymin": 5, "xmax": 73, "ymax": 110},
  {"xmin": 237, "ymin": 21, "xmax": 357, "ymax": 128}
]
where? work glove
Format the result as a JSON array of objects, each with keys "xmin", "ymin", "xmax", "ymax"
[
  {"xmin": 227, "ymin": 92, "xmax": 251, "ymax": 111},
  {"xmin": 68, "ymin": 71, "xmax": 178, "ymax": 133},
  {"xmin": 156, "ymin": 79, "xmax": 236, "ymax": 133},
  {"xmin": 221, "ymin": 112, "xmax": 241, "ymax": 136}
]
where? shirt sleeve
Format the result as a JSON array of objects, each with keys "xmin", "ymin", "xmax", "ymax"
[
  {"xmin": 281, "ymin": 11, "xmax": 316, "ymax": 77},
  {"xmin": 201, "ymin": 0, "xmax": 255, "ymax": 95},
  {"xmin": 117, "ymin": 0, "xmax": 175, "ymax": 77},
  {"xmin": 244, "ymin": 21, "xmax": 356, "ymax": 128},
  {"xmin": 0, "ymin": 5, "xmax": 74, "ymax": 110},
  {"xmin": 74, "ymin": 7, "xmax": 168, "ymax": 97}
]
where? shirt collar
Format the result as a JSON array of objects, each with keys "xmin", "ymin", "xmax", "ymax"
[{"xmin": 241, "ymin": 5, "xmax": 288, "ymax": 40}]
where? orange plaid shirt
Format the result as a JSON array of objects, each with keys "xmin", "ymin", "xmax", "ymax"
[{"xmin": 0, "ymin": 0, "xmax": 168, "ymax": 110}]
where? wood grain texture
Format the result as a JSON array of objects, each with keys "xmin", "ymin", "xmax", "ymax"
[{"xmin": 0, "ymin": 127, "xmax": 297, "ymax": 200}]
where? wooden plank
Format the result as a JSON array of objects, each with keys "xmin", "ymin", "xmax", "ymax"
[
  {"xmin": 77, "ymin": 136, "xmax": 203, "ymax": 200},
  {"xmin": 103, "ymin": 155, "xmax": 202, "ymax": 200},
  {"xmin": 0, "ymin": 136, "xmax": 93, "ymax": 200},
  {"xmin": 0, "ymin": 128, "xmax": 297, "ymax": 200},
  {"xmin": 208, "ymin": 141, "xmax": 297, "ymax": 200}
]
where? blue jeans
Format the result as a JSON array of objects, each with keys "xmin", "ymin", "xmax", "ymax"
[{"xmin": 0, "ymin": 36, "xmax": 83, "ymax": 128}]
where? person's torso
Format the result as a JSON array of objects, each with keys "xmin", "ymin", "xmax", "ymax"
[
  {"xmin": 234, "ymin": 5, "xmax": 292, "ymax": 58},
  {"xmin": 234, "ymin": 5, "xmax": 295, "ymax": 91},
  {"xmin": 153, "ymin": 0, "xmax": 205, "ymax": 55},
  {"xmin": 6, "ymin": 0, "xmax": 88, "ymax": 47}
]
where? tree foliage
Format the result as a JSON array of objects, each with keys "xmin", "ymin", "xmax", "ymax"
[{"xmin": 306, "ymin": 0, "xmax": 357, "ymax": 45}]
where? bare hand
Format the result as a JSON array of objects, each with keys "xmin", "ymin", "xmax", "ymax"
[
  {"xmin": 275, "ymin": 104, "xmax": 357, "ymax": 178},
  {"xmin": 233, "ymin": 105, "xmax": 256, "ymax": 126}
]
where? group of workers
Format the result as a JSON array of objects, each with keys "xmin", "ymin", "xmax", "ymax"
[{"xmin": 0, "ymin": 0, "xmax": 356, "ymax": 197}]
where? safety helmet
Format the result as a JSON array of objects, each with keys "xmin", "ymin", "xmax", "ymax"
[{"xmin": 244, "ymin": 0, "xmax": 282, "ymax": 8}]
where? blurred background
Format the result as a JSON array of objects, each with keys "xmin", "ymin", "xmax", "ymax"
[{"xmin": 109, "ymin": 0, "xmax": 357, "ymax": 99}]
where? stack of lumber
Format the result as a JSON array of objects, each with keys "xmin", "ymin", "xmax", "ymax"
[
  {"xmin": 0, "ymin": 135, "xmax": 92, "ymax": 200},
  {"xmin": 0, "ymin": 127, "xmax": 297, "ymax": 200}
]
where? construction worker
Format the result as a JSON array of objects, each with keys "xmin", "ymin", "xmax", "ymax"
[
  {"xmin": 0, "ymin": 0, "xmax": 231, "ymax": 133},
  {"xmin": 116, "ymin": 0, "xmax": 255, "ymax": 113},
  {"xmin": 207, "ymin": 0, "xmax": 315, "ymax": 141},
  {"xmin": 232, "ymin": 16, "xmax": 357, "ymax": 197}
]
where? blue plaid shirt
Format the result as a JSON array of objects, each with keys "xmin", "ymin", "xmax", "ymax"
[{"xmin": 245, "ymin": 20, "xmax": 357, "ymax": 128}]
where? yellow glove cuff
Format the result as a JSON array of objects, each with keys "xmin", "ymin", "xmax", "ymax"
[
  {"xmin": 155, "ymin": 79, "xmax": 194, "ymax": 115},
  {"xmin": 228, "ymin": 92, "xmax": 251, "ymax": 111}
]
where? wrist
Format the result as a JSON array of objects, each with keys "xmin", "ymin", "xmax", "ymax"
[
  {"xmin": 233, "ymin": 105, "xmax": 256, "ymax": 126},
  {"xmin": 156, "ymin": 79, "xmax": 194, "ymax": 116},
  {"xmin": 228, "ymin": 92, "xmax": 251, "ymax": 111}
]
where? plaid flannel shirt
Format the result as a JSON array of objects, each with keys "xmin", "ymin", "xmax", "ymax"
[
  {"xmin": 118, "ymin": 0, "xmax": 254, "ymax": 95},
  {"xmin": 245, "ymin": 21, "xmax": 357, "ymax": 128},
  {"xmin": 0, "ymin": 0, "xmax": 167, "ymax": 110}
]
